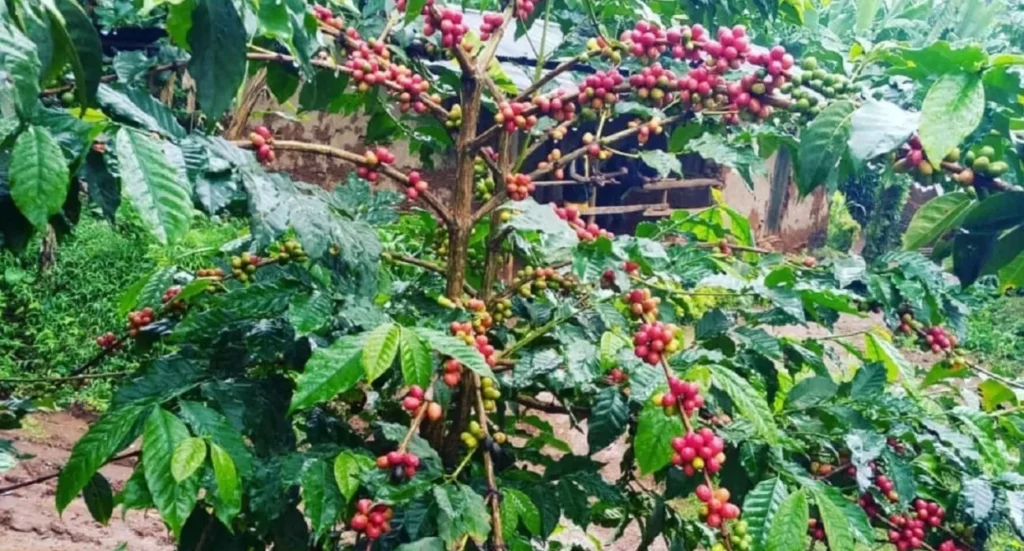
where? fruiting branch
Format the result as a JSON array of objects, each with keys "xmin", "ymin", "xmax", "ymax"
[{"xmin": 472, "ymin": 374, "xmax": 506, "ymax": 550}]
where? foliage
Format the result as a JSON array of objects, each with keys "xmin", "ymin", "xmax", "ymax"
[
  {"xmin": 827, "ymin": 191, "xmax": 861, "ymax": 252},
  {"xmin": 0, "ymin": 0, "xmax": 1022, "ymax": 550}
]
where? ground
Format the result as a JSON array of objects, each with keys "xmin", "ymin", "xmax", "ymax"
[{"xmin": 0, "ymin": 314, "xmax": 935, "ymax": 551}]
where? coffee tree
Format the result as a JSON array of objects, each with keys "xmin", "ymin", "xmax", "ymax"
[{"xmin": 1, "ymin": 0, "xmax": 1024, "ymax": 550}]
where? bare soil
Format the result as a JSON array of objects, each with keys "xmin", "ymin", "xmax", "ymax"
[{"xmin": 0, "ymin": 314, "xmax": 927, "ymax": 551}]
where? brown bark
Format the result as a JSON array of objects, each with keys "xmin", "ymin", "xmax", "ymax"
[{"xmin": 444, "ymin": 74, "xmax": 483, "ymax": 299}]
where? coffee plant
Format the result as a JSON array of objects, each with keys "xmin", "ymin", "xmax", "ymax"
[{"xmin": 1, "ymin": 0, "xmax": 1024, "ymax": 550}]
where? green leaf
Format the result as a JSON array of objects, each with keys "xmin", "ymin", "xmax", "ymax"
[
  {"xmin": 290, "ymin": 333, "xmax": 365, "ymax": 412},
  {"xmin": 0, "ymin": 20, "xmax": 43, "ymax": 118},
  {"xmin": 400, "ymin": 328, "xmax": 433, "ymax": 388},
  {"xmin": 953, "ymin": 231, "xmax": 996, "ymax": 286},
  {"xmin": 902, "ymin": 192, "xmax": 975, "ymax": 250},
  {"xmin": 143, "ymin": 409, "xmax": 200, "ymax": 537},
  {"xmin": 1008, "ymin": 491, "xmax": 1024, "ymax": 537},
  {"xmin": 115, "ymin": 128, "xmax": 193, "ymax": 245},
  {"xmin": 999, "ymin": 250, "xmax": 1024, "ymax": 290},
  {"xmin": 848, "ymin": 100, "xmax": 919, "ymax": 161},
  {"xmin": 97, "ymin": 83, "xmax": 187, "ymax": 139},
  {"xmin": 210, "ymin": 443, "xmax": 241, "ymax": 524},
  {"xmin": 171, "ymin": 437, "xmax": 207, "ymax": 483},
  {"xmin": 177, "ymin": 401, "xmax": 252, "ymax": 476},
  {"xmin": 696, "ymin": 309, "xmax": 732, "ymax": 340},
  {"xmin": 766, "ymin": 490, "xmax": 808, "ymax": 551},
  {"xmin": 187, "ymin": 0, "xmax": 247, "ymax": 120},
  {"xmin": 707, "ymin": 364, "xmax": 778, "ymax": 444},
  {"xmin": 501, "ymin": 487, "xmax": 541, "ymax": 537},
  {"xmin": 82, "ymin": 473, "xmax": 114, "ymax": 525},
  {"xmin": 742, "ymin": 477, "xmax": 789, "ymax": 550},
  {"xmin": 46, "ymin": 0, "xmax": 103, "ymax": 106},
  {"xmin": 882, "ymin": 449, "xmax": 915, "ymax": 507},
  {"xmin": 434, "ymin": 484, "xmax": 491, "ymax": 548},
  {"xmin": 638, "ymin": 150, "xmax": 682, "ymax": 177},
  {"xmin": 797, "ymin": 100, "xmax": 855, "ymax": 195},
  {"xmin": 599, "ymin": 331, "xmax": 630, "ymax": 370},
  {"xmin": 961, "ymin": 191, "xmax": 1024, "ymax": 234},
  {"xmin": 404, "ymin": 0, "xmax": 428, "ymax": 23},
  {"xmin": 784, "ymin": 376, "xmax": 837, "ymax": 410},
  {"xmin": 167, "ymin": 0, "xmax": 197, "ymax": 48},
  {"xmin": 813, "ymin": 483, "xmax": 873, "ymax": 545},
  {"xmin": 979, "ymin": 379, "xmax": 1017, "ymax": 411},
  {"xmin": 398, "ymin": 538, "xmax": 445, "ymax": 551},
  {"xmin": 962, "ymin": 477, "xmax": 994, "ymax": 522},
  {"xmin": 634, "ymin": 405, "xmax": 683, "ymax": 474},
  {"xmin": 363, "ymin": 323, "xmax": 401, "ymax": 383},
  {"xmin": 56, "ymin": 405, "xmax": 148, "ymax": 512},
  {"xmin": 850, "ymin": 363, "xmax": 886, "ymax": 399},
  {"xmin": 588, "ymin": 387, "xmax": 628, "ymax": 453},
  {"xmin": 302, "ymin": 457, "xmax": 344, "ymax": 540},
  {"xmin": 414, "ymin": 328, "xmax": 495, "ymax": 378},
  {"xmin": 983, "ymin": 224, "xmax": 1024, "ymax": 280},
  {"xmin": 333, "ymin": 451, "xmax": 365, "ymax": 501},
  {"xmin": 918, "ymin": 73, "xmax": 985, "ymax": 165},
  {"xmin": 287, "ymin": 290, "xmax": 333, "ymax": 335},
  {"xmin": 9, "ymin": 126, "xmax": 69, "ymax": 229},
  {"xmin": 864, "ymin": 333, "xmax": 913, "ymax": 382}
]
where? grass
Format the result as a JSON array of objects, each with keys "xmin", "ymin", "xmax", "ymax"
[
  {"xmin": 963, "ymin": 294, "xmax": 1024, "ymax": 379},
  {"xmin": 0, "ymin": 211, "xmax": 247, "ymax": 409}
]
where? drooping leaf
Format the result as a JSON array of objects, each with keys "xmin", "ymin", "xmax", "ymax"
[
  {"xmin": 362, "ymin": 323, "xmax": 401, "ymax": 383},
  {"xmin": 46, "ymin": 0, "xmax": 103, "ymax": 106},
  {"xmin": 9, "ymin": 126, "xmax": 69, "ymax": 230},
  {"xmin": 115, "ymin": 128, "xmax": 193, "ymax": 245},
  {"xmin": 302, "ymin": 457, "xmax": 344, "ymax": 540},
  {"xmin": 766, "ymin": 490, "xmax": 808, "ymax": 551},
  {"xmin": 797, "ymin": 100, "xmax": 855, "ymax": 195},
  {"xmin": 864, "ymin": 333, "xmax": 913, "ymax": 382},
  {"xmin": 902, "ymin": 192, "xmax": 975, "ymax": 250},
  {"xmin": 210, "ymin": 443, "xmax": 242, "ymax": 524},
  {"xmin": 400, "ymin": 328, "xmax": 433, "ymax": 388},
  {"xmin": 588, "ymin": 387, "xmax": 628, "ymax": 453},
  {"xmin": 333, "ymin": 451, "xmax": 366, "ymax": 501},
  {"xmin": 97, "ymin": 84, "xmax": 186, "ymax": 139},
  {"xmin": 82, "ymin": 473, "xmax": 114, "ymax": 525},
  {"xmin": 0, "ymin": 21, "xmax": 43, "ymax": 118},
  {"xmin": 434, "ymin": 484, "xmax": 491, "ymax": 548},
  {"xmin": 171, "ymin": 437, "xmax": 207, "ymax": 482},
  {"xmin": 882, "ymin": 449, "xmax": 915, "ymax": 507},
  {"xmin": 634, "ymin": 405, "xmax": 683, "ymax": 474},
  {"xmin": 56, "ymin": 405, "xmax": 149, "ymax": 512},
  {"xmin": 849, "ymin": 363, "xmax": 887, "ymax": 399},
  {"xmin": 918, "ymin": 73, "xmax": 985, "ymax": 166},
  {"xmin": 962, "ymin": 477, "xmax": 994, "ymax": 522},
  {"xmin": 142, "ymin": 408, "xmax": 200, "ymax": 537},
  {"xmin": 187, "ymin": 0, "xmax": 247, "ymax": 120},
  {"xmin": 501, "ymin": 487, "xmax": 541, "ymax": 537},
  {"xmin": 742, "ymin": 477, "xmax": 789, "ymax": 550},
  {"xmin": 177, "ymin": 401, "xmax": 252, "ymax": 475},
  {"xmin": 961, "ymin": 191, "xmax": 1024, "ymax": 234},
  {"xmin": 290, "ymin": 333, "xmax": 365, "ymax": 412},
  {"xmin": 848, "ymin": 100, "xmax": 920, "ymax": 161}
]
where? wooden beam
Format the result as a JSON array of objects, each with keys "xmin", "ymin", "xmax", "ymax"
[
  {"xmin": 642, "ymin": 178, "xmax": 723, "ymax": 191},
  {"xmin": 578, "ymin": 203, "xmax": 670, "ymax": 216}
]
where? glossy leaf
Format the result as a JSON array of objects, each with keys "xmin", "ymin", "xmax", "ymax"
[
  {"xmin": 588, "ymin": 387, "xmax": 628, "ymax": 453},
  {"xmin": 142, "ymin": 408, "xmax": 200, "ymax": 537},
  {"xmin": 414, "ymin": 328, "xmax": 495, "ymax": 378},
  {"xmin": 918, "ymin": 73, "xmax": 985, "ymax": 165},
  {"xmin": 902, "ymin": 192, "xmax": 975, "ymax": 250},
  {"xmin": 400, "ymin": 328, "xmax": 433, "ymax": 388},
  {"xmin": 9, "ymin": 126, "xmax": 69, "ymax": 229},
  {"xmin": 333, "ymin": 451, "xmax": 365, "ymax": 501},
  {"xmin": 290, "ymin": 333, "xmax": 365, "ymax": 412},
  {"xmin": 363, "ymin": 323, "xmax": 401, "ymax": 383},
  {"xmin": 115, "ymin": 128, "xmax": 193, "ymax": 245},
  {"xmin": 171, "ymin": 437, "xmax": 207, "ymax": 482},
  {"xmin": 742, "ymin": 477, "xmax": 789, "ymax": 550},
  {"xmin": 797, "ymin": 100, "xmax": 855, "ymax": 195},
  {"xmin": 708, "ymin": 364, "xmax": 778, "ymax": 444},
  {"xmin": 634, "ymin": 405, "xmax": 683, "ymax": 474},
  {"xmin": 210, "ymin": 443, "xmax": 241, "ymax": 524},
  {"xmin": 848, "ymin": 100, "xmax": 919, "ymax": 161},
  {"xmin": 961, "ymin": 191, "xmax": 1024, "ymax": 233},
  {"xmin": 766, "ymin": 490, "xmax": 808, "ymax": 551},
  {"xmin": 187, "ymin": 0, "xmax": 246, "ymax": 120},
  {"xmin": 82, "ymin": 473, "xmax": 114, "ymax": 525},
  {"xmin": 46, "ymin": 0, "xmax": 103, "ymax": 106}
]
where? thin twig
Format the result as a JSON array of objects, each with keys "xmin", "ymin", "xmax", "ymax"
[
  {"xmin": 382, "ymin": 253, "xmax": 477, "ymax": 295},
  {"xmin": 0, "ymin": 451, "xmax": 140, "ymax": 495}
]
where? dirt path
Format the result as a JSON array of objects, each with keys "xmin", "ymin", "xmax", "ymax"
[
  {"xmin": 0, "ymin": 412, "xmax": 173, "ymax": 551},
  {"xmin": 0, "ymin": 314, "xmax": 932, "ymax": 551}
]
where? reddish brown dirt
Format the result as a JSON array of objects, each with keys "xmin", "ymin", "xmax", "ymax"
[{"xmin": 0, "ymin": 412, "xmax": 173, "ymax": 551}]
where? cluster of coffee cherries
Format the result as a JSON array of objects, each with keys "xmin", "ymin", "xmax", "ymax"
[
  {"xmin": 621, "ymin": 20, "xmax": 667, "ymax": 60},
  {"xmin": 887, "ymin": 511, "xmax": 930, "ymax": 550},
  {"xmin": 494, "ymin": 101, "xmax": 538, "ymax": 133},
  {"xmin": 196, "ymin": 267, "xmax": 225, "ymax": 280},
  {"xmin": 722, "ymin": 73, "xmax": 776, "ymax": 123},
  {"xmin": 349, "ymin": 500, "xmax": 392, "ymax": 540},
  {"xmin": 656, "ymin": 376, "xmax": 703, "ymax": 416},
  {"xmin": 95, "ymin": 332, "xmax": 119, "ymax": 350},
  {"xmin": 270, "ymin": 239, "xmax": 307, "ymax": 264},
  {"xmin": 807, "ymin": 518, "xmax": 826, "ymax": 541},
  {"xmin": 478, "ymin": 11, "xmax": 504, "ymax": 40},
  {"xmin": 896, "ymin": 310, "xmax": 917, "ymax": 335},
  {"xmin": 515, "ymin": 0, "xmax": 535, "ymax": 20},
  {"xmin": 678, "ymin": 67, "xmax": 722, "ymax": 112},
  {"xmin": 504, "ymin": 173, "xmax": 535, "ymax": 201},
  {"xmin": 532, "ymin": 89, "xmax": 577, "ymax": 123},
  {"xmin": 859, "ymin": 492, "xmax": 882, "ymax": 518},
  {"xmin": 536, "ymin": 149, "xmax": 565, "ymax": 180},
  {"xmin": 161, "ymin": 285, "xmax": 186, "ymax": 314},
  {"xmin": 473, "ymin": 156, "xmax": 496, "ymax": 201},
  {"xmin": 809, "ymin": 459, "xmax": 837, "ymax": 476},
  {"xmin": 578, "ymin": 69, "xmax": 623, "ymax": 110},
  {"xmin": 671, "ymin": 428, "xmax": 726, "ymax": 476},
  {"xmin": 703, "ymin": 25, "xmax": 753, "ymax": 70},
  {"xmin": 442, "ymin": 358, "xmax": 464, "ymax": 387},
  {"xmin": 629, "ymin": 64, "xmax": 677, "ymax": 107},
  {"xmin": 553, "ymin": 204, "xmax": 614, "ymax": 241},
  {"xmin": 344, "ymin": 40, "xmax": 391, "ymax": 92},
  {"xmin": 633, "ymin": 321, "xmax": 682, "ymax": 365},
  {"xmin": 577, "ymin": 133, "xmax": 608, "ymax": 161},
  {"xmin": 491, "ymin": 298, "xmax": 513, "ymax": 324},
  {"xmin": 606, "ymin": 367, "xmax": 628, "ymax": 385},
  {"xmin": 449, "ymin": 320, "xmax": 498, "ymax": 365},
  {"xmin": 249, "ymin": 126, "xmax": 275, "ymax": 164},
  {"xmin": 356, "ymin": 146, "xmax": 396, "ymax": 183},
  {"xmin": 230, "ymin": 252, "xmax": 261, "ymax": 282},
  {"xmin": 376, "ymin": 450, "xmax": 420, "ymax": 483},
  {"xmin": 394, "ymin": 71, "xmax": 434, "ymax": 114},
  {"xmin": 311, "ymin": 5, "xmax": 344, "ymax": 29},
  {"xmin": 708, "ymin": 412, "xmax": 732, "ymax": 427},
  {"xmin": 962, "ymin": 146, "xmax": 1010, "ymax": 182},
  {"xmin": 894, "ymin": 135, "xmax": 937, "ymax": 179},
  {"xmin": 480, "ymin": 377, "xmax": 501, "ymax": 411},
  {"xmin": 875, "ymin": 471, "xmax": 900, "ymax": 503},
  {"xmin": 695, "ymin": 484, "xmax": 741, "ymax": 528},
  {"xmin": 582, "ymin": 36, "xmax": 623, "ymax": 64},
  {"xmin": 403, "ymin": 171, "xmax": 430, "ymax": 201},
  {"xmin": 424, "ymin": 8, "xmax": 468, "ymax": 48},
  {"xmin": 665, "ymin": 24, "xmax": 705, "ymax": 61},
  {"xmin": 631, "ymin": 118, "xmax": 664, "ymax": 145},
  {"xmin": 626, "ymin": 288, "xmax": 660, "ymax": 318},
  {"xmin": 515, "ymin": 266, "xmax": 578, "ymax": 297},
  {"xmin": 922, "ymin": 326, "xmax": 957, "ymax": 354},
  {"xmin": 938, "ymin": 541, "xmax": 966, "ymax": 551},
  {"xmin": 126, "ymin": 307, "xmax": 155, "ymax": 338},
  {"xmin": 402, "ymin": 386, "xmax": 444, "ymax": 421}
]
